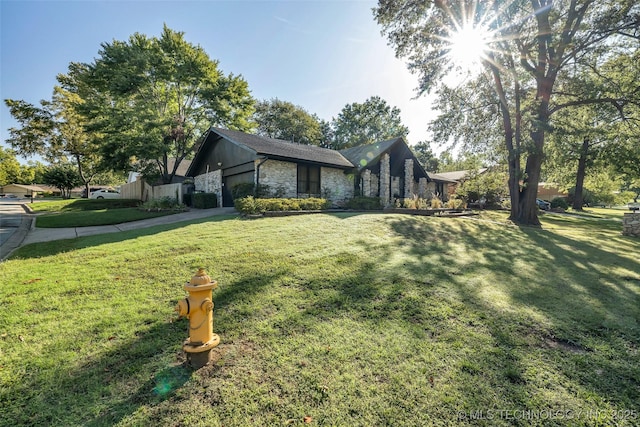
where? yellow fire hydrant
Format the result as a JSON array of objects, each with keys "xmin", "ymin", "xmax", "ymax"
[{"xmin": 175, "ymin": 268, "xmax": 220, "ymax": 368}]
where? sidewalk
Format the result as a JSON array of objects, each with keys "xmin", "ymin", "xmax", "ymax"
[{"xmin": 1, "ymin": 207, "xmax": 237, "ymax": 260}]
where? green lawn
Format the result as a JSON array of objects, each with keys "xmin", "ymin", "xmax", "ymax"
[
  {"xmin": 564, "ymin": 207, "xmax": 630, "ymax": 220},
  {"xmin": 1, "ymin": 212, "xmax": 638, "ymax": 426},
  {"xmin": 31, "ymin": 199, "xmax": 182, "ymax": 227}
]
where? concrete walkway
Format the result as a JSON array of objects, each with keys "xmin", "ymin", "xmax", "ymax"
[{"xmin": 1, "ymin": 206, "xmax": 237, "ymax": 260}]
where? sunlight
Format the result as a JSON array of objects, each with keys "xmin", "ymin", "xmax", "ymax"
[{"xmin": 446, "ymin": 24, "xmax": 490, "ymax": 72}]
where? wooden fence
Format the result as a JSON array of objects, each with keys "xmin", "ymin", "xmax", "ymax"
[{"xmin": 119, "ymin": 180, "xmax": 184, "ymax": 203}]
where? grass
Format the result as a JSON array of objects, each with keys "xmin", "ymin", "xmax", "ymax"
[
  {"xmin": 564, "ymin": 207, "xmax": 631, "ymax": 221},
  {"xmin": 1, "ymin": 212, "xmax": 639, "ymax": 426},
  {"xmin": 30, "ymin": 199, "xmax": 181, "ymax": 228}
]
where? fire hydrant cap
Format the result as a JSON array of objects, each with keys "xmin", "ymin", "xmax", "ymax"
[{"xmin": 190, "ymin": 268, "xmax": 211, "ymax": 286}]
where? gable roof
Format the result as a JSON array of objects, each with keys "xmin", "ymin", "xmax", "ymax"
[
  {"xmin": 210, "ymin": 127, "xmax": 354, "ymax": 168},
  {"xmin": 340, "ymin": 138, "xmax": 400, "ymax": 170},
  {"xmin": 434, "ymin": 168, "xmax": 488, "ymax": 182}
]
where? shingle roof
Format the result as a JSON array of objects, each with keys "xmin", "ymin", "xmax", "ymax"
[
  {"xmin": 212, "ymin": 128, "xmax": 354, "ymax": 168},
  {"xmin": 433, "ymin": 168, "xmax": 488, "ymax": 182},
  {"xmin": 339, "ymin": 138, "xmax": 400, "ymax": 169}
]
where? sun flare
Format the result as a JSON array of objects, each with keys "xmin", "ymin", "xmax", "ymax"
[{"xmin": 447, "ymin": 24, "xmax": 490, "ymax": 71}]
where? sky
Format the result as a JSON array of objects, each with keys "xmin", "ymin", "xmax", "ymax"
[{"xmin": 1, "ymin": 0, "xmax": 439, "ymax": 164}]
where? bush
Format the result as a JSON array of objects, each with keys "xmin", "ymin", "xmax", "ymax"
[
  {"xmin": 234, "ymin": 197, "xmax": 329, "ymax": 215},
  {"xmin": 193, "ymin": 193, "xmax": 218, "ymax": 209},
  {"xmin": 232, "ymin": 183, "xmax": 273, "ymax": 201},
  {"xmin": 140, "ymin": 196, "xmax": 184, "ymax": 211},
  {"xmin": 550, "ymin": 197, "xmax": 569, "ymax": 210},
  {"xmin": 232, "ymin": 183, "xmax": 256, "ymax": 200},
  {"xmin": 445, "ymin": 198, "xmax": 465, "ymax": 209},
  {"xmin": 183, "ymin": 193, "xmax": 192, "ymax": 207},
  {"xmin": 234, "ymin": 196, "xmax": 258, "ymax": 214},
  {"xmin": 430, "ymin": 198, "xmax": 443, "ymax": 209},
  {"xmin": 345, "ymin": 196, "xmax": 382, "ymax": 210}
]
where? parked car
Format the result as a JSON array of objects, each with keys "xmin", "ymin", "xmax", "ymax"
[
  {"xmin": 90, "ymin": 189, "xmax": 120, "ymax": 199},
  {"xmin": 82, "ymin": 187, "xmax": 103, "ymax": 198},
  {"xmin": 536, "ymin": 198, "xmax": 551, "ymax": 210}
]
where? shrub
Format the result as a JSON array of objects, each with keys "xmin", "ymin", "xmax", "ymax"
[
  {"xmin": 234, "ymin": 196, "xmax": 258, "ymax": 214},
  {"xmin": 232, "ymin": 183, "xmax": 256, "ymax": 200},
  {"xmin": 430, "ymin": 197, "xmax": 443, "ymax": 209},
  {"xmin": 550, "ymin": 197, "xmax": 569, "ymax": 210},
  {"xmin": 193, "ymin": 193, "xmax": 218, "ymax": 209},
  {"xmin": 232, "ymin": 183, "xmax": 274, "ymax": 201},
  {"xmin": 140, "ymin": 196, "xmax": 185, "ymax": 211},
  {"xmin": 345, "ymin": 196, "xmax": 382, "ymax": 210},
  {"xmin": 445, "ymin": 198, "xmax": 465, "ymax": 209},
  {"xmin": 183, "ymin": 193, "xmax": 192, "ymax": 207},
  {"xmin": 234, "ymin": 197, "xmax": 329, "ymax": 214}
]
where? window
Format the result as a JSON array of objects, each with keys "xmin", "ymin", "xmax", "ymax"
[{"xmin": 297, "ymin": 164, "xmax": 321, "ymax": 195}]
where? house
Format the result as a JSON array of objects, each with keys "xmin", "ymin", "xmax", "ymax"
[
  {"xmin": 340, "ymin": 137, "xmax": 455, "ymax": 203},
  {"xmin": 0, "ymin": 183, "xmax": 45, "ymax": 198},
  {"xmin": 432, "ymin": 168, "xmax": 488, "ymax": 198},
  {"xmin": 186, "ymin": 128, "xmax": 453, "ymax": 207},
  {"xmin": 538, "ymin": 182, "xmax": 567, "ymax": 201}
]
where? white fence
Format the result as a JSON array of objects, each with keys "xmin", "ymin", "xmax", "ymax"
[{"xmin": 119, "ymin": 179, "xmax": 184, "ymax": 203}]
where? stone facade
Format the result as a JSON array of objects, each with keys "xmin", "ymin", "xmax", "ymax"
[
  {"xmin": 404, "ymin": 159, "xmax": 414, "ymax": 199},
  {"xmin": 419, "ymin": 178, "xmax": 427, "ymax": 198},
  {"xmin": 194, "ymin": 170, "xmax": 223, "ymax": 207},
  {"xmin": 257, "ymin": 159, "xmax": 297, "ymax": 198},
  {"xmin": 255, "ymin": 159, "xmax": 354, "ymax": 205},
  {"xmin": 321, "ymin": 167, "xmax": 354, "ymax": 205},
  {"xmin": 380, "ymin": 153, "xmax": 391, "ymax": 207},
  {"xmin": 362, "ymin": 169, "xmax": 372, "ymax": 197},
  {"xmin": 622, "ymin": 213, "xmax": 640, "ymax": 237}
]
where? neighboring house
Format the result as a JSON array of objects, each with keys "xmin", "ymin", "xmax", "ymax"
[
  {"xmin": 433, "ymin": 168, "xmax": 489, "ymax": 198},
  {"xmin": 186, "ymin": 128, "xmax": 452, "ymax": 207},
  {"xmin": 538, "ymin": 182, "xmax": 567, "ymax": 201},
  {"xmin": 0, "ymin": 183, "xmax": 45, "ymax": 198}
]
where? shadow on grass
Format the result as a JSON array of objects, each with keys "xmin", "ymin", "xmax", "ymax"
[
  {"xmin": 4, "ymin": 268, "xmax": 288, "ymax": 426},
  {"xmin": 385, "ymin": 216, "xmax": 640, "ymax": 408},
  {"xmin": 275, "ymin": 215, "xmax": 639, "ymax": 413}
]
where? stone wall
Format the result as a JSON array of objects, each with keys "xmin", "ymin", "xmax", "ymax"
[
  {"xmin": 380, "ymin": 153, "xmax": 391, "ymax": 207},
  {"xmin": 418, "ymin": 178, "xmax": 427, "ymax": 198},
  {"xmin": 622, "ymin": 213, "xmax": 640, "ymax": 237},
  {"xmin": 321, "ymin": 167, "xmax": 354, "ymax": 205},
  {"xmin": 257, "ymin": 159, "xmax": 297, "ymax": 198},
  {"xmin": 194, "ymin": 170, "xmax": 223, "ymax": 207},
  {"xmin": 404, "ymin": 159, "xmax": 414, "ymax": 199},
  {"xmin": 256, "ymin": 159, "xmax": 353, "ymax": 205},
  {"xmin": 362, "ymin": 169, "xmax": 372, "ymax": 197}
]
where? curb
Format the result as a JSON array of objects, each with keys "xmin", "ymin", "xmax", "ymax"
[{"xmin": 0, "ymin": 214, "xmax": 34, "ymax": 261}]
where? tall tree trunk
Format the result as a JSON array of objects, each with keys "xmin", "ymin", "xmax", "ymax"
[
  {"xmin": 517, "ymin": 151, "xmax": 543, "ymax": 226},
  {"xmin": 572, "ymin": 136, "xmax": 589, "ymax": 210}
]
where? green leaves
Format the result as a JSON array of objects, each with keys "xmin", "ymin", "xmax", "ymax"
[
  {"xmin": 84, "ymin": 25, "xmax": 255, "ymax": 183},
  {"xmin": 332, "ymin": 96, "xmax": 409, "ymax": 149},
  {"xmin": 253, "ymin": 99, "xmax": 324, "ymax": 145}
]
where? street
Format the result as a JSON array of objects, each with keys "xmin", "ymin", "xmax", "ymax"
[{"xmin": 0, "ymin": 199, "xmax": 30, "ymax": 248}]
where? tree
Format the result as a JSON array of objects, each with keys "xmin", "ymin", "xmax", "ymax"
[
  {"xmin": 412, "ymin": 141, "xmax": 440, "ymax": 171},
  {"xmin": 253, "ymin": 99, "xmax": 323, "ymax": 145},
  {"xmin": 83, "ymin": 25, "xmax": 255, "ymax": 183},
  {"xmin": 375, "ymin": 0, "xmax": 639, "ymax": 225},
  {"xmin": 455, "ymin": 168, "xmax": 508, "ymax": 207},
  {"xmin": 331, "ymin": 96, "xmax": 409, "ymax": 149},
  {"xmin": 0, "ymin": 147, "xmax": 22, "ymax": 186},
  {"xmin": 545, "ymin": 49, "xmax": 640, "ymax": 209},
  {"xmin": 5, "ymin": 63, "xmax": 104, "ymax": 198},
  {"xmin": 43, "ymin": 164, "xmax": 81, "ymax": 199}
]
